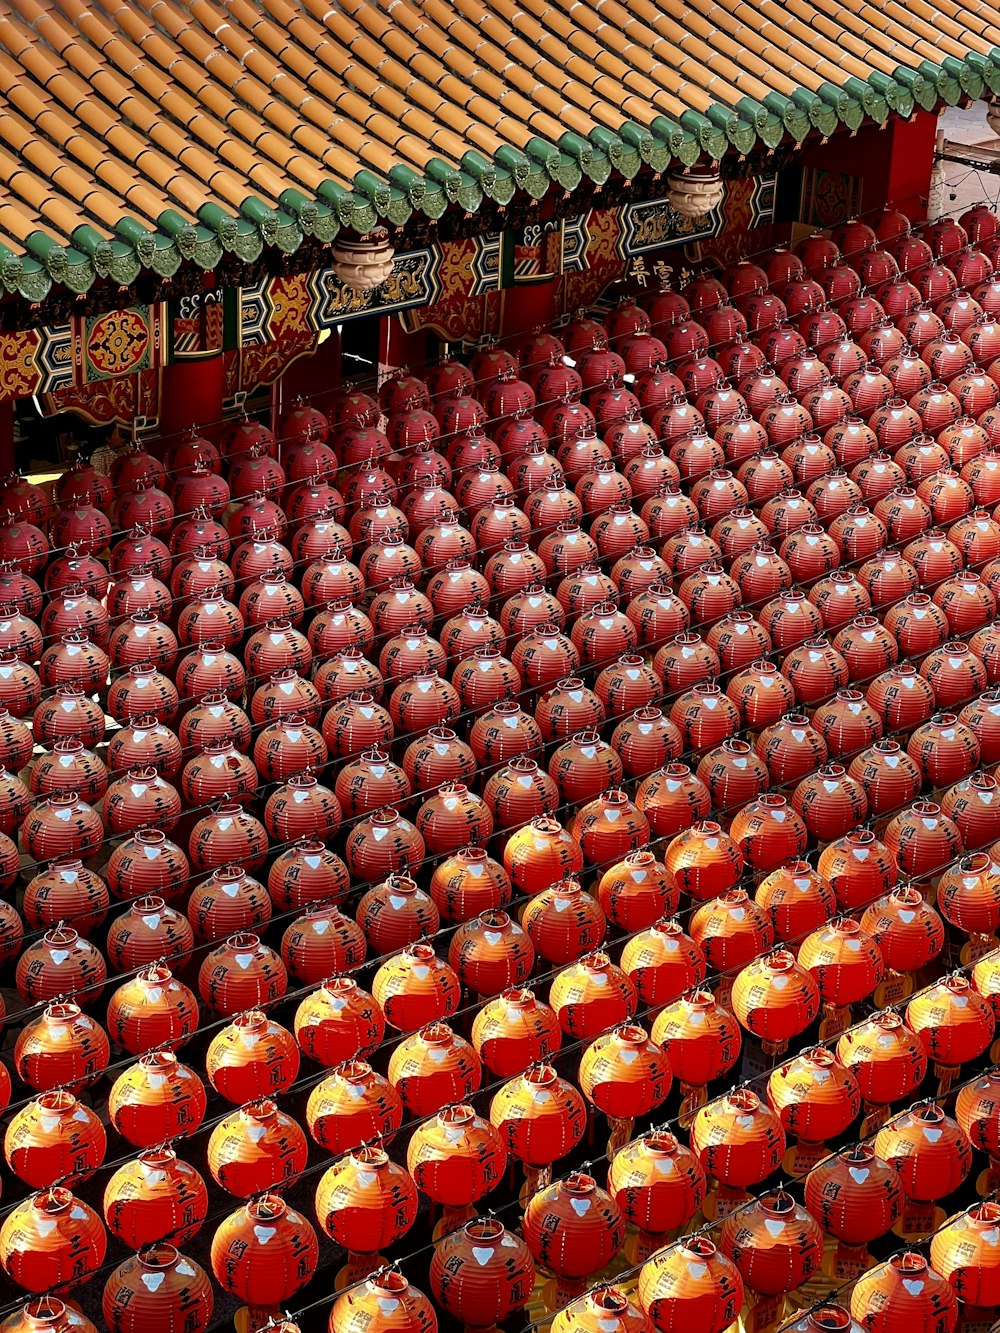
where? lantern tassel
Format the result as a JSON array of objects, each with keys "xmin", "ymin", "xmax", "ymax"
[
  {"xmin": 678, "ymin": 1081, "xmax": 707, "ymax": 1129},
  {"xmin": 873, "ymin": 969, "xmax": 914, "ymax": 1008},
  {"xmin": 977, "ymin": 1156, "xmax": 1000, "ymax": 1197},
  {"xmin": 606, "ymin": 1115, "xmax": 634, "ymax": 1160},
  {"xmin": 336, "ymin": 1251, "xmax": 386, "ymax": 1291},
  {"xmin": 827, "ymin": 1240, "xmax": 872, "ymax": 1282},
  {"xmin": 738, "ymin": 1291, "xmax": 786, "ymax": 1333},
  {"xmin": 894, "ymin": 1196, "xmax": 946, "ymax": 1241},
  {"xmin": 934, "ymin": 1061, "xmax": 960, "ymax": 1096},
  {"xmin": 860, "ymin": 1101, "xmax": 891, "ymax": 1135},
  {"xmin": 818, "ymin": 1002, "xmax": 852, "ymax": 1040}
]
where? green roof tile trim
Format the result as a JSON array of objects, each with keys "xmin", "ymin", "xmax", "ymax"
[
  {"xmin": 602, "ymin": 136, "xmax": 642, "ymax": 181},
  {"xmin": 5, "ymin": 252, "xmax": 50, "ymax": 304},
  {"xmin": 917, "ymin": 62, "xmax": 963, "ymax": 104},
  {"xmin": 198, "ymin": 205, "xmax": 240, "ymax": 252},
  {"xmin": 0, "ymin": 243, "xmax": 31, "ymax": 299},
  {"xmin": 621, "ymin": 123, "xmax": 657, "ymax": 167},
  {"xmin": 487, "ymin": 169, "xmax": 517, "ymax": 206},
  {"xmin": 560, "ymin": 132, "xmax": 594, "ymax": 177},
  {"xmin": 71, "ymin": 225, "xmax": 141, "ymax": 286},
  {"xmin": 9, "ymin": 30, "xmax": 1000, "ymax": 298},
  {"xmin": 25, "ymin": 231, "xmax": 94, "ymax": 294},
  {"xmin": 763, "ymin": 93, "xmax": 810, "ymax": 144},
  {"xmin": 555, "ymin": 153, "xmax": 584, "ymax": 193},
  {"xmin": 793, "ymin": 90, "xmax": 837, "ymax": 139},
  {"xmin": 116, "ymin": 219, "xmax": 182, "ymax": 277},
  {"xmin": 388, "ymin": 164, "xmax": 426, "ymax": 210},
  {"xmin": 461, "ymin": 151, "xmax": 496, "ymax": 195},
  {"xmin": 523, "ymin": 162, "xmax": 552, "ymax": 201},
  {"xmin": 704, "ymin": 105, "xmax": 757, "ymax": 154},
  {"xmin": 415, "ymin": 182, "xmax": 448, "ymax": 220},
  {"xmin": 585, "ymin": 147, "xmax": 614, "ymax": 187},
  {"xmin": 843, "ymin": 77, "xmax": 890, "ymax": 124},
  {"xmin": 946, "ymin": 57, "xmax": 985, "ymax": 98},
  {"xmin": 965, "ymin": 55, "xmax": 1000, "ymax": 95}
]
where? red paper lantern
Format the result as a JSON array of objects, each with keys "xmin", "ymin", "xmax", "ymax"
[
  {"xmin": 210, "ymin": 1196, "xmax": 318, "ymax": 1306},
  {"xmin": 639, "ymin": 1237, "xmax": 744, "ymax": 1333},
  {"xmin": 102, "ymin": 1147, "xmax": 208, "ymax": 1250},
  {"xmin": 0, "ymin": 1189, "xmax": 106, "ymax": 1294}
]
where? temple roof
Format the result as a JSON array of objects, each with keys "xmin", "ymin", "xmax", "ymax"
[{"xmin": 1, "ymin": 0, "xmax": 999, "ymax": 298}]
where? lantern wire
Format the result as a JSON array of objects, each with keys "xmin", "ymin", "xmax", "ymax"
[{"xmin": 0, "ymin": 185, "xmax": 996, "ymax": 1323}]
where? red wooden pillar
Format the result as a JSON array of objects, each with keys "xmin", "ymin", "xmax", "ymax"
[
  {"xmin": 0, "ymin": 398, "xmax": 14, "ymax": 473},
  {"xmin": 158, "ymin": 355, "xmax": 226, "ymax": 444},
  {"xmin": 798, "ymin": 109, "xmax": 938, "ymax": 224},
  {"xmin": 885, "ymin": 111, "xmax": 939, "ymax": 220}
]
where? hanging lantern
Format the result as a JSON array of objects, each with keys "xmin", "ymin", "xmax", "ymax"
[
  {"xmin": 15, "ymin": 925, "xmax": 107, "ymax": 1007},
  {"xmin": 102, "ymin": 1146, "xmax": 208, "ymax": 1250},
  {"xmin": 306, "ymin": 1061, "xmax": 402, "ymax": 1157},
  {"xmin": 206, "ymin": 1010, "xmax": 300, "ymax": 1104},
  {"xmin": 862, "ymin": 887, "xmax": 946, "ymax": 981},
  {"xmin": 357, "ymin": 874, "xmax": 440, "ymax": 955},
  {"xmin": 608, "ymin": 1131, "xmax": 706, "ymax": 1260},
  {"xmin": 818, "ymin": 829, "xmax": 897, "ymax": 912},
  {"xmin": 523, "ymin": 1173, "xmax": 625, "ymax": 1305},
  {"xmin": 690, "ymin": 1090, "xmax": 786, "ymax": 1217},
  {"xmin": 731, "ymin": 949, "xmax": 822, "ymax": 1049},
  {"xmin": 209, "ymin": 1196, "xmax": 318, "ymax": 1307},
  {"xmin": 197, "ymin": 932, "xmax": 287, "ymax": 1015},
  {"xmin": 875, "ymin": 1102, "xmax": 974, "ymax": 1239},
  {"xmin": 0, "ymin": 1189, "xmax": 106, "ymax": 1294},
  {"xmin": 489, "ymin": 1064, "xmax": 586, "ymax": 1197},
  {"xmin": 106, "ymin": 963, "xmax": 198, "ymax": 1056},
  {"xmin": 406, "ymin": 1102, "xmax": 506, "ymax": 1226},
  {"xmin": 387, "ymin": 1022, "xmax": 481, "ymax": 1118},
  {"xmin": 753, "ymin": 862, "xmax": 835, "ymax": 945},
  {"xmin": 187, "ymin": 865, "xmax": 272, "ymax": 943},
  {"xmin": 550, "ymin": 951, "xmax": 637, "ymax": 1038},
  {"xmin": 930, "ymin": 1201, "xmax": 1000, "ymax": 1308},
  {"xmin": 448, "ymin": 909, "xmax": 534, "ymax": 996},
  {"xmin": 23, "ymin": 858, "xmax": 108, "ymax": 935},
  {"xmin": 373, "ymin": 938, "xmax": 461, "ymax": 1029},
  {"xmin": 107, "ymin": 895, "xmax": 196, "ymax": 970},
  {"xmin": 636, "ymin": 763, "xmax": 712, "ymax": 838},
  {"xmin": 638, "ymin": 1236, "xmax": 744, "ymax": 1333},
  {"xmin": 718, "ymin": 1188, "xmax": 823, "ymax": 1297},
  {"xmin": 329, "ymin": 1272, "xmax": 436, "ymax": 1333},
  {"xmin": 108, "ymin": 1052, "xmax": 207, "ymax": 1148},
  {"xmin": 315, "ymin": 1146, "xmax": 417, "ymax": 1284},
  {"xmin": 268, "ymin": 840, "xmax": 349, "ymax": 914},
  {"xmin": 906, "ymin": 974, "xmax": 995, "ymax": 1084},
  {"xmin": 206, "ymin": 1098, "xmax": 307, "ymax": 1198},
  {"xmin": 792, "ymin": 763, "xmax": 869, "ymax": 842},
  {"xmin": 729, "ymin": 793, "xmax": 808, "ymax": 873},
  {"xmin": 690, "ymin": 889, "xmax": 775, "ymax": 978},
  {"xmin": 804, "ymin": 1144, "xmax": 904, "ymax": 1279},
  {"xmin": 102, "ymin": 1246, "xmax": 214, "ymax": 1333},
  {"xmin": 598, "ymin": 850, "xmax": 676, "ymax": 930},
  {"xmin": 767, "ymin": 1047, "xmax": 861, "ymax": 1173},
  {"xmin": 472, "ymin": 989, "xmax": 561, "ymax": 1077},
  {"xmin": 3, "ymin": 1091, "xmax": 105, "ymax": 1189},
  {"xmin": 14, "ymin": 1001, "xmax": 110, "ymax": 1093},
  {"xmin": 429, "ymin": 1218, "xmax": 534, "ymax": 1333},
  {"xmin": 798, "ymin": 918, "xmax": 885, "ymax": 1017},
  {"xmin": 650, "ymin": 988, "xmax": 742, "ymax": 1116},
  {"xmin": 837, "ymin": 1011, "xmax": 928, "ymax": 1128}
]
